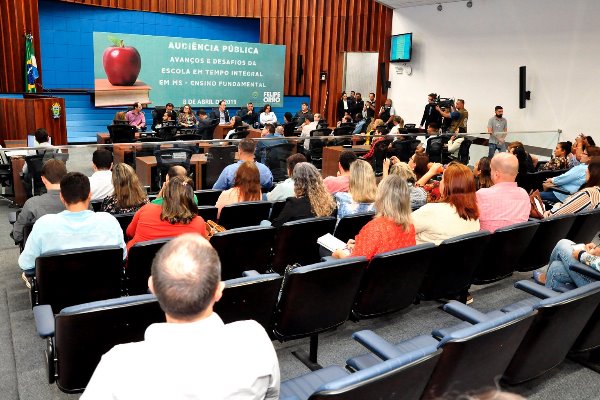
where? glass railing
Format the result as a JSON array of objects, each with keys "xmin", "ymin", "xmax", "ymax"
[{"xmin": 0, "ymin": 129, "xmax": 561, "ymax": 207}]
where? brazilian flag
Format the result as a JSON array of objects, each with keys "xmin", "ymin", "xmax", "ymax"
[{"xmin": 25, "ymin": 33, "xmax": 39, "ymax": 93}]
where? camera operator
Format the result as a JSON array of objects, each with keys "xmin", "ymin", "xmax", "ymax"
[
  {"xmin": 378, "ymin": 98, "xmax": 397, "ymax": 128},
  {"xmin": 420, "ymin": 93, "xmax": 442, "ymax": 130},
  {"xmin": 436, "ymin": 98, "xmax": 468, "ymax": 134}
]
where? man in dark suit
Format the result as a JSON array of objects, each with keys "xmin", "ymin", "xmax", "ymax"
[
  {"xmin": 197, "ymin": 109, "xmax": 214, "ymax": 140},
  {"xmin": 209, "ymin": 100, "xmax": 230, "ymax": 125},
  {"xmin": 236, "ymin": 102, "xmax": 259, "ymax": 127}
]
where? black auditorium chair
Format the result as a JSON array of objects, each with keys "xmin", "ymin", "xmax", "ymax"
[
  {"xmin": 566, "ymin": 208, "xmax": 600, "ymax": 244},
  {"xmin": 517, "ymin": 169, "xmax": 567, "ymax": 193},
  {"xmin": 205, "ymin": 145, "xmax": 237, "ymax": 189},
  {"xmin": 114, "ymin": 212, "xmax": 135, "ymax": 241},
  {"xmin": 370, "ymin": 137, "xmax": 392, "ymax": 176},
  {"xmin": 214, "ymin": 272, "xmax": 283, "ymax": 332},
  {"xmin": 154, "ymin": 148, "xmax": 193, "ymax": 190},
  {"xmin": 280, "ymin": 346, "xmax": 441, "ymax": 400},
  {"xmin": 283, "ymin": 122, "xmax": 296, "ymax": 137},
  {"xmin": 347, "ymin": 303, "xmax": 537, "ymax": 400},
  {"xmin": 23, "ymin": 154, "xmax": 45, "ymax": 197},
  {"xmin": 29, "ymin": 246, "xmax": 124, "ymax": 313},
  {"xmin": 272, "ymin": 257, "xmax": 368, "ymax": 370},
  {"xmin": 567, "ymin": 265, "xmax": 600, "ymax": 372},
  {"xmin": 425, "ymin": 135, "xmax": 448, "ymax": 164},
  {"xmin": 155, "ymin": 125, "xmax": 178, "ymax": 141},
  {"xmin": 352, "ymin": 243, "xmax": 437, "ymax": 320},
  {"xmin": 269, "ymin": 200, "xmax": 287, "ymax": 222},
  {"xmin": 217, "ymin": 201, "xmax": 272, "ymax": 229},
  {"xmin": 90, "ymin": 200, "xmax": 103, "ymax": 212},
  {"xmin": 33, "ymin": 294, "xmax": 164, "ymax": 393},
  {"xmin": 265, "ymin": 143, "xmax": 295, "ymax": 183},
  {"xmin": 448, "ymin": 138, "xmax": 472, "ymax": 165},
  {"xmin": 197, "ymin": 205, "xmax": 218, "ymax": 222},
  {"xmin": 419, "ymin": 230, "xmax": 491, "ymax": 303},
  {"xmin": 389, "ymin": 138, "xmax": 420, "ymax": 162},
  {"xmin": 516, "ymin": 213, "xmax": 577, "ymax": 272},
  {"xmin": 210, "ymin": 226, "xmax": 277, "ymax": 279},
  {"xmin": 126, "ymin": 238, "xmax": 171, "ymax": 295},
  {"xmin": 107, "ymin": 124, "xmax": 136, "ymax": 143},
  {"xmin": 308, "ymin": 128, "xmax": 332, "ymax": 168},
  {"xmin": 228, "ymin": 128, "xmax": 250, "ymax": 140},
  {"xmin": 272, "ymin": 217, "xmax": 337, "ymax": 274},
  {"xmin": 473, "ymin": 220, "xmax": 539, "ymax": 284},
  {"xmin": 499, "ymin": 280, "xmax": 600, "ymax": 384},
  {"xmin": 333, "ymin": 212, "xmax": 374, "ymax": 243},
  {"xmin": 194, "ymin": 189, "xmax": 223, "ymax": 206}
]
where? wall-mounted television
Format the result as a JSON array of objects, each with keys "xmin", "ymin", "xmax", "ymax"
[{"xmin": 390, "ymin": 33, "xmax": 412, "ymax": 63}]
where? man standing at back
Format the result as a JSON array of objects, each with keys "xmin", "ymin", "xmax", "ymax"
[
  {"xmin": 476, "ymin": 152, "xmax": 530, "ymax": 232},
  {"xmin": 487, "ymin": 106, "xmax": 508, "ymax": 158},
  {"xmin": 18, "ymin": 172, "xmax": 126, "ymax": 274},
  {"xmin": 82, "ymin": 233, "xmax": 280, "ymax": 400}
]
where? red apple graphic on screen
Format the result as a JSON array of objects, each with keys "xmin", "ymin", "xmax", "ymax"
[{"xmin": 102, "ymin": 37, "xmax": 141, "ymax": 86}]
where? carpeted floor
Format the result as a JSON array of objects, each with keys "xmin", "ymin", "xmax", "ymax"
[{"xmin": 0, "ymin": 193, "xmax": 598, "ymax": 399}]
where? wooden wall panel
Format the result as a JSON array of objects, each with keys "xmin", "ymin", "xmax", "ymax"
[
  {"xmin": 0, "ymin": 97, "xmax": 67, "ymax": 146},
  {"xmin": 1, "ymin": 0, "xmax": 393, "ymax": 124}
]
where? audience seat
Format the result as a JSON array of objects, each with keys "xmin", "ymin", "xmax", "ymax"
[
  {"xmin": 308, "ymin": 128, "xmax": 332, "ymax": 168},
  {"xmin": 214, "ymin": 272, "xmax": 283, "ymax": 332},
  {"xmin": 30, "ymin": 246, "xmax": 124, "ymax": 313},
  {"xmin": 194, "ymin": 189, "xmax": 223, "ymax": 206},
  {"xmin": 204, "ymin": 145, "xmax": 237, "ymax": 189},
  {"xmin": 517, "ymin": 169, "xmax": 567, "ymax": 193},
  {"xmin": 154, "ymin": 148, "xmax": 193, "ymax": 190},
  {"xmin": 473, "ymin": 220, "xmax": 539, "ymax": 284},
  {"xmin": 566, "ymin": 208, "xmax": 600, "ymax": 244},
  {"xmin": 500, "ymin": 280, "xmax": 600, "ymax": 384},
  {"xmin": 269, "ymin": 200, "xmax": 287, "ymax": 222},
  {"xmin": 90, "ymin": 200, "xmax": 102, "ymax": 212},
  {"xmin": 516, "ymin": 214, "xmax": 577, "ymax": 272},
  {"xmin": 210, "ymin": 226, "xmax": 277, "ymax": 279},
  {"xmin": 265, "ymin": 143, "xmax": 295, "ymax": 183},
  {"xmin": 196, "ymin": 205, "xmax": 218, "ymax": 222},
  {"xmin": 332, "ymin": 212, "xmax": 374, "ymax": 243},
  {"xmin": 217, "ymin": 201, "xmax": 272, "ymax": 229},
  {"xmin": 107, "ymin": 124, "xmax": 136, "ymax": 144},
  {"xmin": 418, "ymin": 230, "xmax": 491, "ymax": 302},
  {"xmin": 114, "ymin": 212, "xmax": 135, "ymax": 241},
  {"xmin": 352, "ymin": 243, "xmax": 437, "ymax": 320},
  {"xmin": 126, "ymin": 238, "xmax": 171, "ymax": 295},
  {"xmin": 347, "ymin": 303, "xmax": 537, "ymax": 400},
  {"xmin": 280, "ymin": 347, "xmax": 441, "ymax": 400},
  {"xmin": 566, "ymin": 266, "xmax": 600, "ymax": 372},
  {"xmin": 272, "ymin": 257, "xmax": 368, "ymax": 370},
  {"xmin": 272, "ymin": 217, "xmax": 337, "ymax": 275},
  {"xmin": 33, "ymin": 294, "xmax": 164, "ymax": 393},
  {"xmin": 23, "ymin": 154, "xmax": 45, "ymax": 197}
]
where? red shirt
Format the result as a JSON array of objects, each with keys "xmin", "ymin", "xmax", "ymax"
[
  {"xmin": 352, "ymin": 217, "xmax": 416, "ymax": 260},
  {"xmin": 126, "ymin": 203, "xmax": 206, "ymax": 251}
]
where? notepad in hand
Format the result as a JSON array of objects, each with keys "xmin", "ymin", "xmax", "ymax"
[{"xmin": 317, "ymin": 233, "xmax": 347, "ymax": 252}]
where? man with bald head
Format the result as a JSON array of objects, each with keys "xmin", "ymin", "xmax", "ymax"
[
  {"xmin": 476, "ymin": 152, "xmax": 530, "ymax": 232},
  {"xmin": 83, "ymin": 234, "xmax": 280, "ymax": 399}
]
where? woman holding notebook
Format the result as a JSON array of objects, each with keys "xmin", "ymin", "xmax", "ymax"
[{"xmin": 332, "ymin": 175, "xmax": 416, "ymax": 260}]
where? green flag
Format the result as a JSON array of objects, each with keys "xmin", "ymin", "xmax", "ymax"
[{"xmin": 25, "ymin": 33, "xmax": 39, "ymax": 93}]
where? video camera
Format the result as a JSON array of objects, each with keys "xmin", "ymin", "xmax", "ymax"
[{"xmin": 435, "ymin": 96, "xmax": 454, "ymax": 109}]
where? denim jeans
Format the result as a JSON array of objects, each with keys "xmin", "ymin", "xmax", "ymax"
[
  {"xmin": 540, "ymin": 190, "xmax": 560, "ymax": 203},
  {"xmin": 488, "ymin": 142, "xmax": 507, "ymax": 158},
  {"xmin": 545, "ymin": 239, "xmax": 594, "ymax": 290}
]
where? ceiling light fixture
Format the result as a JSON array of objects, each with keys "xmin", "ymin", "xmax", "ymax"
[
  {"xmin": 437, "ymin": 4, "xmax": 443, "ymax": 11},
  {"xmin": 467, "ymin": 1, "xmax": 473, "ymax": 8}
]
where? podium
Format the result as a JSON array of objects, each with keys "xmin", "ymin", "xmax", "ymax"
[{"xmin": 0, "ymin": 95, "xmax": 67, "ymax": 146}]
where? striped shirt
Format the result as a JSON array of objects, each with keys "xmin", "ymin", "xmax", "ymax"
[{"xmin": 549, "ymin": 186, "xmax": 600, "ymax": 216}]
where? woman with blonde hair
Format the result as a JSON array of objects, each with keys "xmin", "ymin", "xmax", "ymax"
[
  {"xmin": 272, "ymin": 162, "xmax": 336, "ymax": 228},
  {"xmin": 113, "ymin": 111, "xmax": 128, "ymax": 125},
  {"xmin": 126, "ymin": 176, "xmax": 206, "ymax": 250},
  {"xmin": 333, "ymin": 175, "xmax": 416, "ymax": 260},
  {"xmin": 101, "ymin": 163, "xmax": 148, "ymax": 214},
  {"xmin": 215, "ymin": 161, "xmax": 262, "ymax": 218},
  {"xmin": 335, "ymin": 159, "xmax": 377, "ymax": 219},
  {"xmin": 365, "ymin": 118, "xmax": 385, "ymax": 145},
  {"xmin": 412, "ymin": 162, "xmax": 480, "ymax": 245},
  {"xmin": 383, "ymin": 158, "xmax": 427, "ymax": 209}
]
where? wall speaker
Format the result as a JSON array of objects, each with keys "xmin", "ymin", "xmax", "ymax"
[{"xmin": 519, "ymin": 66, "xmax": 531, "ymax": 109}]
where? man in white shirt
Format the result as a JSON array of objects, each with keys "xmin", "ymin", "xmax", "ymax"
[
  {"xmin": 300, "ymin": 113, "xmax": 322, "ymax": 151},
  {"xmin": 82, "ymin": 233, "xmax": 280, "ymax": 400},
  {"xmin": 89, "ymin": 149, "xmax": 114, "ymax": 201}
]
